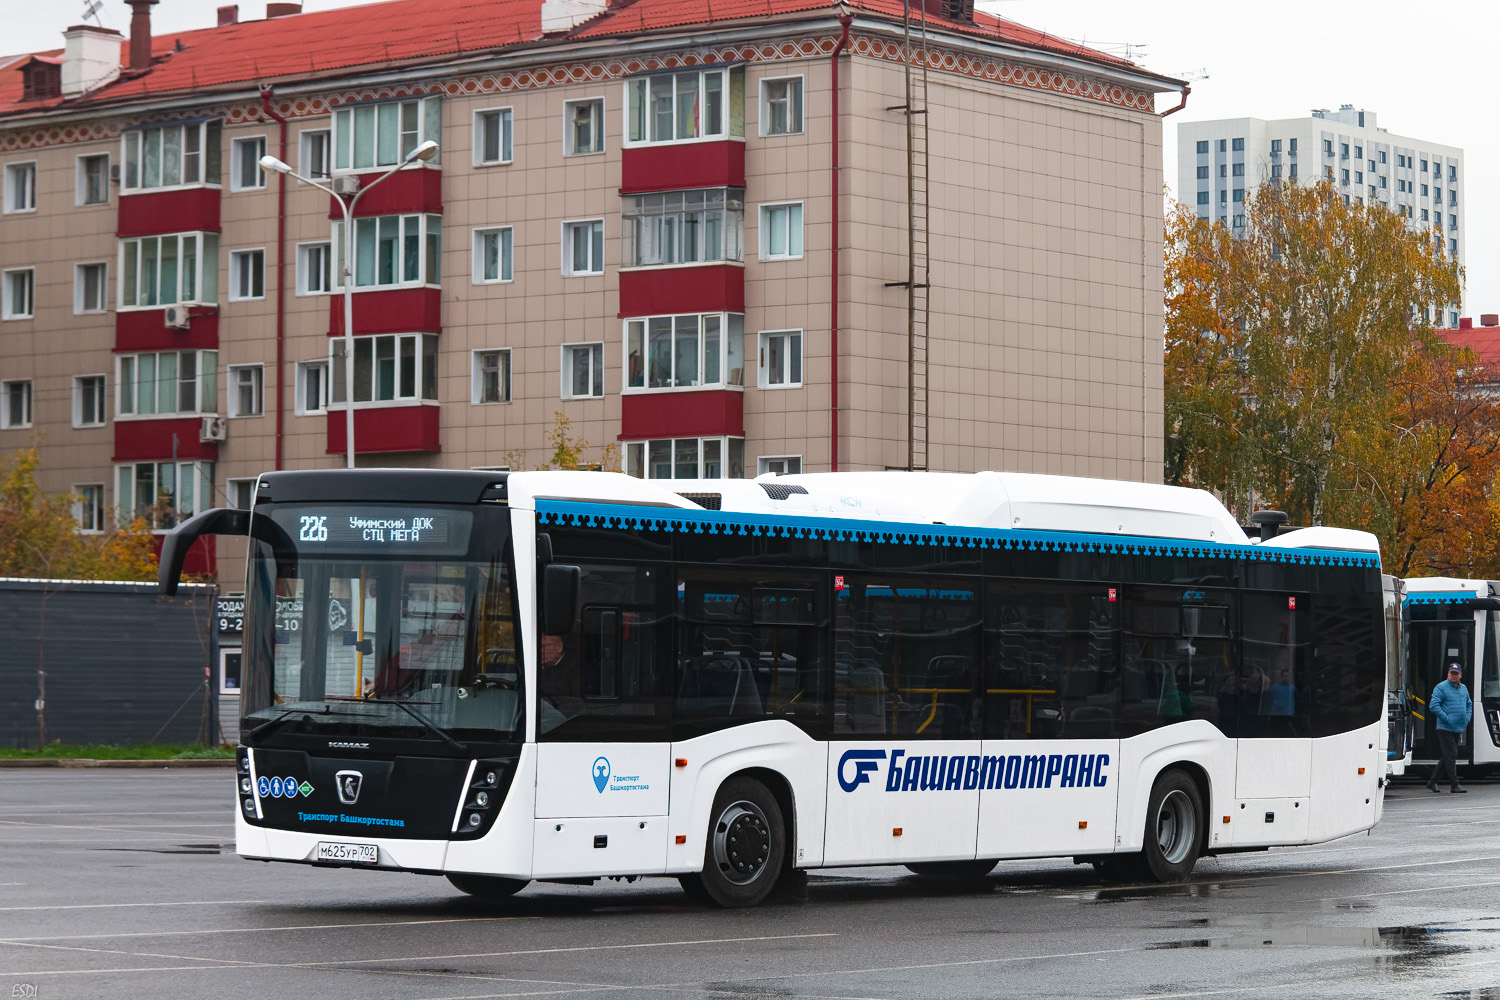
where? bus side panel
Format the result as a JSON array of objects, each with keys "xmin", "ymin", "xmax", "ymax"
[
  {"xmin": 1115, "ymin": 721, "xmax": 1236, "ymax": 854},
  {"xmin": 974, "ymin": 739, "xmax": 1119, "ymax": 859},
  {"xmin": 822, "ymin": 739, "xmax": 980, "ymax": 867},
  {"xmin": 665, "ymin": 720, "xmax": 826, "ymax": 874},
  {"xmin": 1236, "ymin": 740, "xmax": 1312, "ymax": 798},
  {"xmin": 445, "ymin": 742, "xmax": 539, "ymax": 880},
  {"xmin": 1306, "ymin": 724, "xmax": 1384, "ymax": 843}
]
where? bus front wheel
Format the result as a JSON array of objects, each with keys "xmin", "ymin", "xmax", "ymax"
[
  {"xmin": 1140, "ymin": 769, "xmax": 1204, "ymax": 882},
  {"xmin": 447, "ymin": 873, "xmax": 528, "ymax": 900},
  {"xmin": 679, "ymin": 776, "xmax": 786, "ymax": 908}
]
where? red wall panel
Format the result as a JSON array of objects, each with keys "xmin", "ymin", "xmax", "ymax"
[
  {"xmin": 113, "ymin": 417, "xmax": 220, "ymax": 462},
  {"xmin": 325, "ymin": 405, "xmax": 440, "ymax": 454},
  {"xmin": 329, "ymin": 167, "xmax": 442, "ymax": 219},
  {"xmin": 115, "ymin": 309, "xmax": 219, "ymax": 353},
  {"xmin": 328, "ymin": 287, "xmax": 441, "ymax": 336},
  {"xmin": 618, "ymin": 264, "xmax": 744, "ymax": 317},
  {"xmin": 619, "ymin": 390, "xmax": 743, "ymax": 440},
  {"xmin": 117, "ymin": 187, "xmax": 221, "ymax": 238},
  {"xmin": 620, "ymin": 141, "xmax": 745, "ymax": 195}
]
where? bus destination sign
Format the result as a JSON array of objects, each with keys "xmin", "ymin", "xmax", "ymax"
[{"xmin": 273, "ymin": 507, "xmax": 473, "ymax": 556}]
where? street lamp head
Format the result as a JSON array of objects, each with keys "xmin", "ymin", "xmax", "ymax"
[
  {"xmin": 258, "ymin": 153, "xmax": 293, "ymax": 175},
  {"xmin": 408, "ymin": 140, "xmax": 440, "ymax": 163}
]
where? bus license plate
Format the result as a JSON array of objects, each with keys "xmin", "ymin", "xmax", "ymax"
[{"xmin": 315, "ymin": 842, "xmax": 378, "ymax": 864}]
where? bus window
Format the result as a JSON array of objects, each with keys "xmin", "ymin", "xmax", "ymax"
[
  {"xmin": 1238, "ymin": 593, "xmax": 1311, "ymax": 737},
  {"xmin": 673, "ymin": 569, "xmax": 828, "ymax": 739},
  {"xmin": 1483, "ymin": 611, "xmax": 1500, "ymax": 703},
  {"xmin": 1119, "ymin": 586, "xmax": 1234, "ymax": 738},
  {"xmin": 983, "ymin": 581, "xmax": 1119, "ymax": 739},
  {"xmin": 833, "ymin": 576, "xmax": 980, "ymax": 738},
  {"xmin": 1307, "ymin": 598, "xmax": 1384, "ymax": 738}
]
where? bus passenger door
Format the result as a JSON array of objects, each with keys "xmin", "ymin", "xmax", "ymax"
[{"xmin": 1410, "ymin": 619, "xmax": 1473, "ymax": 764}]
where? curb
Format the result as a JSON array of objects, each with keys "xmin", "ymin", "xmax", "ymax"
[{"xmin": 0, "ymin": 758, "xmax": 235, "ymax": 769}]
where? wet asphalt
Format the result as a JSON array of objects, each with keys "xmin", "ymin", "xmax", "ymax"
[{"xmin": 1, "ymin": 769, "xmax": 1499, "ymax": 999}]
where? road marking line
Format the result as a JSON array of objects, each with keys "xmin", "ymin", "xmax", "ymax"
[
  {"xmin": 0, "ymin": 899, "xmax": 268, "ymax": 912},
  {"xmin": 1300, "ymin": 877, "xmax": 1500, "ymax": 901},
  {"xmin": 0, "ymin": 940, "xmax": 263, "ymax": 967},
  {"xmin": 1, "ymin": 915, "xmax": 536, "ymax": 943}
]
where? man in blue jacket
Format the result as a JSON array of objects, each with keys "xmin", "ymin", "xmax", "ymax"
[{"xmin": 1428, "ymin": 662, "xmax": 1472, "ymax": 793}]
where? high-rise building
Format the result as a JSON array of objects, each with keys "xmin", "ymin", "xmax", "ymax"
[
  {"xmin": 1176, "ymin": 106, "xmax": 1464, "ymax": 320},
  {"xmin": 0, "ymin": 0, "xmax": 1182, "ymax": 579}
]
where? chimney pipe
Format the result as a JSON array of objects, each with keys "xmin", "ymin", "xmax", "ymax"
[
  {"xmin": 266, "ymin": 2, "xmax": 301, "ymax": 17},
  {"xmin": 218, "ymin": 5, "xmax": 239, "ymax": 25},
  {"xmin": 1482, "ymin": 314, "xmax": 1499, "ymax": 328},
  {"xmin": 127, "ymin": 0, "xmax": 158, "ymax": 72},
  {"xmin": 1459, "ymin": 317, "xmax": 1473, "ymax": 330}
]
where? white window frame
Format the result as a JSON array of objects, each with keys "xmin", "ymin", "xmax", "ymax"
[
  {"xmin": 1, "ymin": 379, "xmax": 34, "ymax": 429},
  {"xmin": 230, "ymin": 135, "xmax": 267, "ymax": 192},
  {"xmin": 295, "ymin": 359, "xmax": 330, "ymax": 415},
  {"xmin": 332, "ymin": 96, "xmax": 442, "ymax": 173},
  {"xmin": 4, "ymin": 161, "xmax": 37, "ymax": 213},
  {"xmin": 757, "ymin": 455, "xmax": 802, "ymax": 477},
  {"xmin": 229, "ymin": 248, "xmax": 266, "ymax": 301},
  {"xmin": 296, "ymin": 241, "xmax": 333, "ymax": 295},
  {"xmin": 473, "ymin": 106, "xmax": 514, "ymax": 167},
  {"xmin": 115, "ymin": 349, "xmax": 218, "ymax": 419},
  {"xmin": 297, "ymin": 127, "xmax": 331, "ymax": 180},
  {"xmin": 118, "ymin": 232, "xmax": 219, "ymax": 309},
  {"xmin": 227, "ymin": 363, "xmax": 265, "ymax": 418},
  {"xmin": 114, "ymin": 459, "xmax": 215, "ymax": 530},
  {"xmin": 121, "ymin": 121, "xmax": 221, "ymax": 193},
  {"xmin": 73, "ymin": 374, "xmax": 107, "ymax": 428},
  {"xmin": 329, "ymin": 333, "xmax": 439, "ymax": 408},
  {"xmin": 74, "ymin": 483, "xmax": 105, "ymax": 533},
  {"xmin": 561, "ymin": 342, "xmax": 605, "ymax": 399},
  {"xmin": 622, "ymin": 188, "xmax": 745, "ymax": 268},
  {"xmin": 757, "ymin": 329, "xmax": 803, "ymax": 388},
  {"xmin": 333, "ymin": 214, "xmax": 442, "ymax": 290},
  {"xmin": 76, "ymin": 152, "xmax": 110, "ymax": 206},
  {"xmin": 624, "ymin": 436, "xmax": 745, "ymax": 480},
  {"xmin": 624, "ymin": 312, "xmax": 746, "ymax": 392},
  {"xmin": 75, "ymin": 261, "xmax": 109, "ymax": 314},
  {"xmin": 759, "ymin": 76, "xmax": 804, "ymax": 136},
  {"xmin": 759, "ymin": 202, "xmax": 804, "ymax": 260},
  {"xmin": 562, "ymin": 218, "xmax": 605, "ymax": 276},
  {"xmin": 472, "ymin": 226, "xmax": 514, "ymax": 284},
  {"xmin": 2, "ymin": 268, "xmax": 34, "ymax": 320},
  {"xmin": 624, "ymin": 66, "xmax": 745, "ymax": 147},
  {"xmin": 564, "ymin": 97, "xmax": 605, "ymax": 156},
  {"xmin": 471, "ymin": 348, "xmax": 512, "ymax": 405}
]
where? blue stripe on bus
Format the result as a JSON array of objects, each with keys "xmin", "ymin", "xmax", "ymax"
[
  {"xmin": 1406, "ymin": 591, "xmax": 1479, "ymax": 605},
  {"xmin": 534, "ymin": 499, "xmax": 1380, "ymax": 569}
]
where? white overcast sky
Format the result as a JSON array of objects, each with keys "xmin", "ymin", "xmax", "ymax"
[{"xmin": 4, "ymin": 0, "xmax": 1499, "ymax": 311}]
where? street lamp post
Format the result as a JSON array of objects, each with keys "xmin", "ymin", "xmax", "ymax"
[{"xmin": 259, "ymin": 140, "xmax": 439, "ymax": 468}]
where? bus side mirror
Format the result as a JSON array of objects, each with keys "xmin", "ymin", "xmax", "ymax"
[
  {"xmin": 542, "ymin": 564, "xmax": 582, "ymax": 635},
  {"xmin": 159, "ymin": 507, "xmax": 250, "ymax": 595}
]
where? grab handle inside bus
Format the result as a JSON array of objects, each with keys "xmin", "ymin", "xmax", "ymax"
[
  {"xmin": 542, "ymin": 564, "xmax": 582, "ymax": 635},
  {"xmin": 158, "ymin": 507, "xmax": 251, "ymax": 595}
]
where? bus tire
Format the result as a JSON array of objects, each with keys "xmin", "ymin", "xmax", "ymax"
[
  {"xmin": 688, "ymin": 776, "xmax": 786, "ymax": 908},
  {"xmin": 1140, "ymin": 769, "xmax": 1204, "ymax": 883},
  {"xmin": 446, "ymin": 873, "xmax": 528, "ymax": 900},
  {"xmin": 905, "ymin": 860, "xmax": 997, "ymax": 881}
]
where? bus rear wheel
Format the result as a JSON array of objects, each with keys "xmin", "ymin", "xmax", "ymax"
[
  {"xmin": 679, "ymin": 776, "xmax": 786, "ymax": 908},
  {"xmin": 1140, "ymin": 769, "xmax": 1203, "ymax": 883},
  {"xmin": 447, "ymin": 873, "xmax": 528, "ymax": 900},
  {"xmin": 905, "ymin": 859, "xmax": 998, "ymax": 882}
]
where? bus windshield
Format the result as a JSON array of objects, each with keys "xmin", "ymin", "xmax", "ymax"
[{"xmin": 240, "ymin": 503, "xmax": 521, "ymax": 747}]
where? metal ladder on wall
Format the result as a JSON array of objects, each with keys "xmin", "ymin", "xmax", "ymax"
[{"xmin": 886, "ymin": 0, "xmax": 931, "ymax": 472}]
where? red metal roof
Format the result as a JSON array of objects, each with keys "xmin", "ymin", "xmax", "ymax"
[{"xmin": 1437, "ymin": 325, "xmax": 1500, "ymax": 372}]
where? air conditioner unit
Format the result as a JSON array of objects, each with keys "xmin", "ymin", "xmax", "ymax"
[
  {"xmin": 109, "ymin": 163, "xmax": 121, "ymax": 182},
  {"xmin": 331, "ymin": 175, "xmax": 361, "ymax": 196},
  {"xmin": 199, "ymin": 415, "xmax": 227, "ymax": 443},
  {"xmin": 163, "ymin": 304, "xmax": 191, "ymax": 329}
]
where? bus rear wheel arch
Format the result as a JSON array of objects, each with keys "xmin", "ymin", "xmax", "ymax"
[
  {"xmin": 678, "ymin": 774, "xmax": 787, "ymax": 908},
  {"xmin": 1093, "ymin": 766, "xmax": 1206, "ymax": 884}
]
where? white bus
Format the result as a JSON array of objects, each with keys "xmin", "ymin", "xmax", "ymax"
[
  {"xmin": 161, "ymin": 469, "xmax": 1390, "ymax": 907},
  {"xmin": 1402, "ymin": 577, "xmax": 1500, "ymax": 774}
]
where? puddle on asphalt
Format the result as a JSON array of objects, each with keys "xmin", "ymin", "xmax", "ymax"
[
  {"xmin": 1079, "ymin": 882, "xmax": 1224, "ymax": 904},
  {"xmin": 91, "ymin": 842, "xmax": 226, "ymax": 855},
  {"xmin": 1146, "ymin": 924, "xmax": 1498, "ymax": 972}
]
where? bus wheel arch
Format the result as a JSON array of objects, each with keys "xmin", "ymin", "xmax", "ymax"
[{"xmin": 679, "ymin": 769, "xmax": 793, "ymax": 908}]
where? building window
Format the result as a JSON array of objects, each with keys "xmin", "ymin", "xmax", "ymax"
[
  {"xmin": 1196, "ymin": 191, "xmax": 1209, "ymax": 205},
  {"xmin": 1378, "ymin": 150, "xmax": 1387, "ymax": 164},
  {"xmin": 1289, "ymin": 163, "xmax": 1298, "ymax": 179},
  {"xmin": 119, "ymin": 232, "xmax": 219, "ymax": 308},
  {"xmin": 1422, "ymin": 208, "xmax": 1429, "ymax": 222},
  {"xmin": 117, "ymin": 350, "xmax": 218, "ymax": 417},
  {"xmin": 1195, "ymin": 140, "xmax": 1208, "ymax": 154},
  {"xmin": 1340, "ymin": 143, "xmax": 1348, "ymax": 159},
  {"xmin": 1217, "ymin": 139, "xmax": 1226, "ymax": 153},
  {"xmin": 1288, "ymin": 138, "xmax": 1297, "ymax": 154},
  {"xmin": 761, "ymin": 77, "xmax": 803, "ymax": 135},
  {"xmin": 565, "ymin": 99, "xmax": 604, "ymax": 155},
  {"xmin": 1449, "ymin": 165, "xmax": 1457, "ymax": 181},
  {"xmin": 228, "ymin": 364, "xmax": 264, "ymax": 417},
  {"xmin": 75, "ymin": 262, "xmax": 108, "ymax": 314},
  {"xmin": 758, "ymin": 455, "xmax": 801, "ymax": 476},
  {"xmin": 1270, "ymin": 139, "xmax": 1281, "ymax": 154},
  {"xmin": 758, "ymin": 330, "xmax": 802, "ymax": 388},
  {"xmin": 1195, "ymin": 165, "xmax": 1208, "ymax": 179},
  {"xmin": 333, "ymin": 214, "xmax": 442, "ymax": 288},
  {"xmin": 115, "ymin": 460, "xmax": 214, "ymax": 528},
  {"xmin": 298, "ymin": 128, "xmax": 331, "ymax": 179},
  {"xmin": 1340, "ymin": 169, "xmax": 1349, "ymax": 185},
  {"xmin": 122, "ymin": 121, "xmax": 221, "ymax": 191},
  {"xmin": 1231, "ymin": 162, "xmax": 1243, "ymax": 177},
  {"xmin": 1358, "ymin": 171, "xmax": 1366, "ymax": 185},
  {"xmin": 230, "ymin": 136, "xmax": 266, "ymax": 191},
  {"xmin": 1353, "ymin": 145, "xmax": 1363, "ymax": 160},
  {"xmin": 471, "ymin": 349, "xmax": 511, "ymax": 404},
  {"xmin": 561, "ymin": 342, "xmax": 604, "ymax": 399},
  {"xmin": 1233, "ymin": 188, "xmax": 1244, "ymax": 202},
  {"xmin": 623, "ymin": 188, "xmax": 744, "ymax": 267},
  {"xmin": 624, "ymin": 437, "xmax": 745, "ymax": 479},
  {"xmin": 1231, "ymin": 137, "xmax": 1244, "ymax": 151},
  {"xmin": 1421, "ymin": 159, "xmax": 1429, "ymax": 172},
  {"xmin": 74, "ymin": 484, "xmax": 105, "ymax": 532},
  {"xmin": 563, "ymin": 219, "xmax": 605, "ymax": 275},
  {"xmin": 1218, "ymin": 164, "xmax": 1225, "ymax": 178},
  {"xmin": 626, "ymin": 66, "xmax": 745, "ymax": 145},
  {"xmin": 625, "ymin": 312, "xmax": 745, "ymax": 390},
  {"xmin": 1450, "ymin": 214, "xmax": 1458, "ymax": 231},
  {"xmin": 229, "ymin": 249, "xmax": 266, "ymax": 301},
  {"xmin": 1379, "ymin": 176, "xmax": 1387, "ymax": 189},
  {"xmin": 77, "ymin": 153, "xmax": 109, "ymax": 205},
  {"xmin": 472, "ymin": 226, "xmax": 514, "ymax": 283},
  {"xmin": 1270, "ymin": 164, "xmax": 1281, "ymax": 180},
  {"xmin": 1323, "ymin": 139, "xmax": 1333, "ymax": 156},
  {"xmin": 1219, "ymin": 190, "xmax": 1228, "ymax": 204},
  {"xmin": 1450, "ymin": 190, "xmax": 1457, "ymax": 206},
  {"xmin": 474, "ymin": 107, "xmax": 514, "ymax": 166},
  {"xmin": 4, "ymin": 161, "xmax": 36, "ymax": 212},
  {"xmin": 1435, "ymin": 188, "xmax": 1442, "ymax": 203},
  {"xmin": 73, "ymin": 374, "xmax": 106, "ymax": 427},
  {"xmin": 759, "ymin": 202, "xmax": 803, "ymax": 260},
  {"xmin": 1232, "ymin": 214, "xmax": 1245, "ymax": 229},
  {"xmin": 297, "ymin": 241, "xmax": 332, "ymax": 294},
  {"xmin": 2, "ymin": 268, "xmax": 34, "ymax": 320},
  {"xmin": 330, "ymin": 333, "xmax": 439, "ymax": 406},
  {"xmin": 296, "ymin": 359, "xmax": 329, "ymax": 415},
  {"xmin": 1, "ymin": 379, "xmax": 33, "ymax": 429},
  {"xmin": 333, "ymin": 96, "xmax": 441, "ymax": 172}
]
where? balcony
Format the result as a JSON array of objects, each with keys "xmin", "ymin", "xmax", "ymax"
[
  {"xmin": 329, "ymin": 166, "xmax": 442, "ymax": 219},
  {"xmin": 622, "ymin": 141, "xmax": 745, "ymax": 195},
  {"xmin": 113, "ymin": 416, "xmax": 219, "ymax": 462},
  {"xmin": 621, "ymin": 390, "xmax": 742, "ymax": 440},
  {"xmin": 117, "ymin": 187, "xmax": 221, "ymax": 238},
  {"xmin": 326, "ymin": 405, "xmax": 440, "ymax": 455},
  {"xmin": 619, "ymin": 264, "xmax": 744, "ymax": 317},
  {"xmin": 328, "ymin": 287, "xmax": 441, "ymax": 337}
]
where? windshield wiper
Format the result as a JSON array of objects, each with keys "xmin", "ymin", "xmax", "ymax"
[
  {"xmin": 364, "ymin": 696, "xmax": 469, "ymax": 754},
  {"xmin": 247, "ymin": 703, "xmax": 341, "ymax": 741}
]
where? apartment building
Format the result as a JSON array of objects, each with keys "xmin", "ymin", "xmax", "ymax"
[
  {"xmin": 0, "ymin": 0, "xmax": 1182, "ymax": 581},
  {"xmin": 1176, "ymin": 106, "xmax": 1465, "ymax": 321}
]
